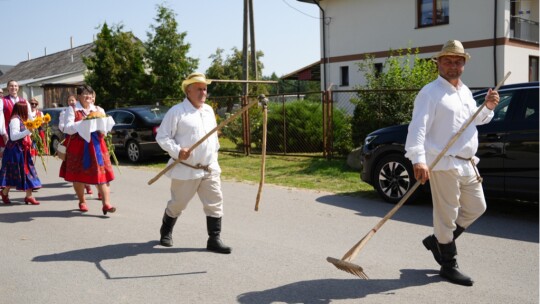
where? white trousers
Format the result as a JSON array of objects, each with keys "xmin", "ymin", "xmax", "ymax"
[
  {"xmin": 165, "ymin": 173, "xmax": 224, "ymax": 218},
  {"xmin": 429, "ymin": 170, "xmax": 487, "ymax": 244}
]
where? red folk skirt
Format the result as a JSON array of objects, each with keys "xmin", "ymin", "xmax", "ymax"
[{"xmin": 59, "ymin": 132, "xmax": 114, "ymax": 184}]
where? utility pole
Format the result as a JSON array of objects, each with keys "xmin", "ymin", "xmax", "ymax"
[{"xmin": 242, "ymin": 0, "xmax": 258, "ymax": 155}]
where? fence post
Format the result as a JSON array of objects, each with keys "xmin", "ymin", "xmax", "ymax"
[
  {"xmin": 241, "ymin": 94, "xmax": 251, "ymax": 155},
  {"xmin": 326, "ymin": 90, "xmax": 334, "ymax": 159},
  {"xmin": 322, "ymin": 91, "xmax": 327, "ymax": 158}
]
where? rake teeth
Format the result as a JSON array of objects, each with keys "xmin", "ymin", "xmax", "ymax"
[{"xmin": 326, "ymin": 257, "xmax": 369, "ymax": 279}]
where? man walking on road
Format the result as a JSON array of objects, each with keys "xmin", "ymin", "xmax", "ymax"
[
  {"xmin": 405, "ymin": 40, "xmax": 500, "ymax": 286},
  {"xmin": 155, "ymin": 72, "xmax": 231, "ymax": 254}
]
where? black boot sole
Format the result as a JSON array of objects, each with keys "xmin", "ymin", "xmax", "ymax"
[
  {"xmin": 440, "ymin": 268, "xmax": 474, "ymax": 286},
  {"xmin": 206, "ymin": 246, "xmax": 232, "ymax": 254}
]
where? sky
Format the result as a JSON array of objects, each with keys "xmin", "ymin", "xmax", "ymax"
[{"xmin": 1, "ymin": 0, "xmax": 321, "ymax": 77}]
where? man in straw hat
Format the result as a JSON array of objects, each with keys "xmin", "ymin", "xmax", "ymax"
[
  {"xmin": 155, "ymin": 72, "xmax": 231, "ymax": 254},
  {"xmin": 405, "ymin": 40, "xmax": 500, "ymax": 286}
]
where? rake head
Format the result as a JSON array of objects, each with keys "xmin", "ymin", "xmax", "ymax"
[{"xmin": 326, "ymin": 257, "xmax": 369, "ymax": 279}]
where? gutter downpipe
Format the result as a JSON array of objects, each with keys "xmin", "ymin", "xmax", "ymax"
[
  {"xmin": 493, "ymin": 0, "xmax": 498, "ymax": 85},
  {"xmin": 313, "ymin": 0, "xmax": 327, "ymax": 91}
]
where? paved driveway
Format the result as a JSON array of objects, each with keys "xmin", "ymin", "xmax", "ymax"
[{"xmin": 0, "ymin": 157, "xmax": 538, "ymax": 304}]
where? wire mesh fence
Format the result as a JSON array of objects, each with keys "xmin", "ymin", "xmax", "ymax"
[{"xmin": 167, "ymin": 85, "xmax": 489, "ymax": 159}]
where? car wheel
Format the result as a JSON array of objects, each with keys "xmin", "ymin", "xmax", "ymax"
[
  {"xmin": 126, "ymin": 140, "xmax": 142, "ymax": 163},
  {"xmin": 373, "ymin": 154, "xmax": 419, "ymax": 204},
  {"xmin": 50, "ymin": 136, "xmax": 60, "ymax": 155}
]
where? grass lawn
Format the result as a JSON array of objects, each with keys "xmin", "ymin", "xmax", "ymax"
[{"xmin": 137, "ymin": 150, "xmax": 377, "ymax": 198}]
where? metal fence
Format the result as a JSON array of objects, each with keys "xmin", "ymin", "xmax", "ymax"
[{"xmin": 209, "ymin": 88, "xmax": 437, "ymax": 159}]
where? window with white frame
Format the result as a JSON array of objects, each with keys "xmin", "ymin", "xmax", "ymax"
[
  {"xmin": 418, "ymin": 0, "xmax": 449, "ymax": 27},
  {"xmin": 340, "ymin": 66, "xmax": 349, "ymax": 86}
]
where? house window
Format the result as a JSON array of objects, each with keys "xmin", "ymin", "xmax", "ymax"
[
  {"xmin": 374, "ymin": 63, "xmax": 383, "ymax": 77},
  {"xmin": 530, "ymin": 56, "xmax": 539, "ymax": 82},
  {"xmin": 340, "ymin": 66, "xmax": 349, "ymax": 86},
  {"xmin": 418, "ymin": 0, "xmax": 449, "ymax": 27}
]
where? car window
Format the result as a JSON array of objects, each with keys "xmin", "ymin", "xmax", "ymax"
[
  {"xmin": 475, "ymin": 90, "xmax": 515, "ymax": 122},
  {"xmin": 138, "ymin": 106, "xmax": 169, "ymax": 122},
  {"xmin": 114, "ymin": 111, "xmax": 135, "ymax": 125},
  {"xmin": 523, "ymin": 89, "xmax": 539, "ymax": 122}
]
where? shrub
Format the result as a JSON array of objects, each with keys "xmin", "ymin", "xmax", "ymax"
[{"xmin": 350, "ymin": 47, "xmax": 438, "ymax": 144}]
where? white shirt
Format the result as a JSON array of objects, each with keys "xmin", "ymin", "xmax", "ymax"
[
  {"xmin": 62, "ymin": 101, "xmax": 104, "ymax": 135},
  {"xmin": 9, "ymin": 117, "xmax": 32, "ymax": 141},
  {"xmin": 0, "ymin": 96, "xmax": 34, "ymax": 136},
  {"xmin": 405, "ymin": 76, "xmax": 494, "ymax": 175},
  {"xmin": 156, "ymin": 99, "xmax": 221, "ymax": 180}
]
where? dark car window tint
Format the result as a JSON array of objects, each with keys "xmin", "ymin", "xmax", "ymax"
[
  {"xmin": 115, "ymin": 112, "xmax": 135, "ymax": 125},
  {"xmin": 476, "ymin": 91, "xmax": 515, "ymax": 122},
  {"xmin": 138, "ymin": 106, "xmax": 169, "ymax": 123},
  {"xmin": 523, "ymin": 89, "xmax": 539, "ymax": 122}
]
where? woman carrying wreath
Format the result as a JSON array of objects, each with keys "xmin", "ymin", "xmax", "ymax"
[
  {"xmin": 59, "ymin": 85, "xmax": 116, "ymax": 215},
  {"xmin": 0, "ymin": 101, "xmax": 42, "ymax": 205}
]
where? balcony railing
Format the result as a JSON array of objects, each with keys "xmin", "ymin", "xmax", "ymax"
[{"xmin": 510, "ymin": 16, "xmax": 539, "ymax": 43}]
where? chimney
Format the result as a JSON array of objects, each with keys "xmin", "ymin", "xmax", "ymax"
[
  {"xmin": 44, "ymin": 47, "xmax": 47, "ymax": 56},
  {"xmin": 70, "ymin": 36, "xmax": 73, "ymax": 49},
  {"xmin": 27, "ymin": 52, "xmax": 31, "ymax": 60}
]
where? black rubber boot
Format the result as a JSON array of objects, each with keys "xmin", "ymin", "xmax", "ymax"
[
  {"xmin": 439, "ymin": 241, "xmax": 474, "ymax": 286},
  {"xmin": 206, "ymin": 216, "xmax": 232, "ymax": 254},
  {"xmin": 160, "ymin": 212, "xmax": 178, "ymax": 247},
  {"xmin": 423, "ymin": 225, "xmax": 465, "ymax": 265}
]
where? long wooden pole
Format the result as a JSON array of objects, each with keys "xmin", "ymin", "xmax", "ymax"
[{"xmin": 147, "ymin": 99, "xmax": 259, "ymax": 185}]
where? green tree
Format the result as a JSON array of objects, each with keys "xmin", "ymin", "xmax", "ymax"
[
  {"xmin": 84, "ymin": 22, "xmax": 148, "ymax": 109},
  {"xmin": 350, "ymin": 47, "xmax": 438, "ymax": 145},
  {"xmin": 206, "ymin": 47, "xmax": 267, "ymax": 112},
  {"xmin": 146, "ymin": 4, "xmax": 198, "ymax": 103}
]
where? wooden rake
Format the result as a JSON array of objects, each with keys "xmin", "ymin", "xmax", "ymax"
[
  {"xmin": 327, "ymin": 71, "xmax": 511, "ymax": 279},
  {"xmin": 147, "ymin": 98, "xmax": 260, "ymax": 186}
]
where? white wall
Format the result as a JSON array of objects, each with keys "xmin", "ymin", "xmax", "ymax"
[{"xmin": 316, "ymin": 0, "xmax": 538, "ymax": 89}]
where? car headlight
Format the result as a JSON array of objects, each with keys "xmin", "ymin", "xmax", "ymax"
[{"xmin": 364, "ymin": 135, "xmax": 377, "ymax": 146}]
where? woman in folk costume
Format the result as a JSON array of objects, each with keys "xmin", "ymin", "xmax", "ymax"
[
  {"xmin": 0, "ymin": 80, "xmax": 33, "ymax": 154},
  {"xmin": 0, "ymin": 101, "xmax": 42, "ymax": 205},
  {"xmin": 59, "ymin": 85, "xmax": 116, "ymax": 215}
]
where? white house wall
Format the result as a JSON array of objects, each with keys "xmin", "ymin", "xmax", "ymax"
[{"xmin": 317, "ymin": 0, "xmax": 538, "ymax": 89}]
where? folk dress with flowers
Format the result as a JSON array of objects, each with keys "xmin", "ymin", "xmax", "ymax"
[
  {"xmin": 59, "ymin": 105, "xmax": 114, "ymax": 184},
  {"xmin": 0, "ymin": 115, "xmax": 42, "ymax": 190}
]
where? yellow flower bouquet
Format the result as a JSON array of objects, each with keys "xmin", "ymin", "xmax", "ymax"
[{"xmin": 24, "ymin": 113, "xmax": 51, "ymax": 173}]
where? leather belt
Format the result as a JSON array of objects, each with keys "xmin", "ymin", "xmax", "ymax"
[{"xmin": 179, "ymin": 161, "xmax": 212, "ymax": 173}]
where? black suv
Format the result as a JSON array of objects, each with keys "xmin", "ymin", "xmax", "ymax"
[{"xmin": 360, "ymin": 82, "xmax": 539, "ymax": 204}]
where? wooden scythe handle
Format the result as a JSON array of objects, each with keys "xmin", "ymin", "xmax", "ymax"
[{"xmin": 147, "ymin": 99, "xmax": 259, "ymax": 185}]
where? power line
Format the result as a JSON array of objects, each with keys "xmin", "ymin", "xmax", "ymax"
[{"xmin": 281, "ymin": 0, "xmax": 321, "ymax": 19}]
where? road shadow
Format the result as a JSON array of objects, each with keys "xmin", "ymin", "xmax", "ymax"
[
  {"xmin": 237, "ymin": 269, "xmax": 442, "ymax": 304},
  {"xmin": 32, "ymin": 240, "xmax": 207, "ymax": 279},
  {"xmin": 315, "ymin": 194, "xmax": 538, "ymax": 243},
  {"xmin": 0, "ymin": 208, "xmax": 115, "ymax": 223}
]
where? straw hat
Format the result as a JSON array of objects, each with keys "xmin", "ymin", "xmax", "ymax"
[
  {"xmin": 433, "ymin": 40, "xmax": 471, "ymax": 61},
  {"xmin": 181, "ymin": 72, "xmax": 212, "ymax": 93}
]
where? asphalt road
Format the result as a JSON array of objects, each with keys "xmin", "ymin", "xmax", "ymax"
[{"xmin": 0, "ymin": 157, "xmax": 538, "ymax": 304}]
